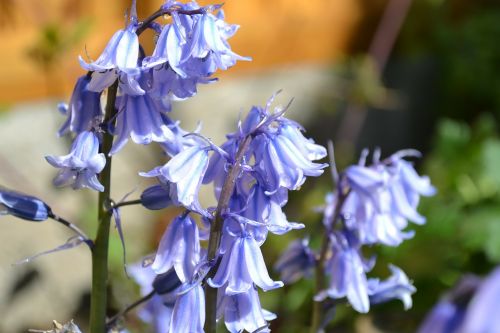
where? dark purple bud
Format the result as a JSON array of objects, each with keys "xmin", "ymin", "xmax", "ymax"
[
  {"xmin": 140, "ymin": 185, "xmax": 172, "ymax": 210},
  {"xmin": 152, "ymin": 268, "xmax": 182, "ymax": 295},
  {"xmin": 0, "ymin": 188, "xmax": 50, "ymax": 222}
]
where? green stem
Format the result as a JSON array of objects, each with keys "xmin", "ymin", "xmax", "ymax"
[
  {"xmin": 90, "ymin": 81, "xmax": 118, "ymax": 333},
  {"xmin": 310, "ymin": 190, "xmax": 349, "ymax": 333},
  {"xmin": 204, "ymin": 135, "xmax": 252, "ymax": 333}
]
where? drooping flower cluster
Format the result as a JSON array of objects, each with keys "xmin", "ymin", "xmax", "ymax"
[
  {"xmin": 133, "ymin": 95, "xmax": 327, "ymax": 332},
  {"xmin": 47, "ymin": 0, "xmax": 248, "ymax": 189},
  {"xmin": 276, "ymin": 149, "xmax": 435, "ymax": 317}
]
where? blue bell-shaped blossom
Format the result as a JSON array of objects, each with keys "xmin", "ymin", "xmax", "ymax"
[
  {"xmin": 151, "ymin": 214, "xmax": 200, "ymax": 283},
  {"xmin": 368, "ymin": 264, "xmax": 416, "ymax": 310},
  {"xmin": 188, "ymin": 10, "xmax": 250, "ymax": 73},
  {"xmin": 159, "ymin": 119, "xmax": 201, "ymax": 157},
  {"xmin": 342, "ymin": 190, "xmax": 414, "ymax": 247},
  {"xmin": 256, "ymin": 131, "xmax": 327, "ymax": 194},
  {"xmin": 150, "ymin": 65, "xmax": 214, "ymax": 101},
  {"xmin": 143, "ymin": 14, "xmax": 190, "ymax": 76},
  {"xmin": 128, "ymin": 264, "xmax": 178, "ymax": 333},
  {"xmin": 203, "ymin": 138, "xmax": 238, "ymax": 200},
  {"xmin": 418, "ymin": 300, "xmax": 465, "ymax": 333},
  {"xmin": 58, "ymin": 75, "xmax": 102, "ymax": 136},
  {"xmin": 46, "ymin": 131, "xmax": 106, "ymax": 192},
  {"xmin": 79, "ymin": 24, "xmax": 139, "ymax": 75},
  {"xmin": 243, "ymin": 184, "xmax": 303, "ymax": 235},
  {"xmin": 141, "ymin": 144, "xmax": 210, "ymax": 214},
  {"xmin": 140, "ymin": 184, "xmax": 173, "ymax": 210},
  {"xmin": 110, "ymin": 92, "xmax": 175, "ymax": 155},
  {"xmin": 169, "ymin": 284, "xmax": 205, "ymax": 333},
  {"xmin": 274, "ymin": 238, "xmax": 316, "ymax": 284},
  {"xmin": 387, "ymin": 155, "xmax": 437, "ymax": 225},
  {"xmin": 460, "ymin": 267, "xmax": 500, "ymax": 333},
  {"xmin": 208, "ymin": 232, "xmax": 283, "ymax": 295},
  {"xmin": 0, "ymin": 188, "xmax": 51, "ymax": 222},
  {"xmin": 418, "ymin": 274, "xmax": 481, "ymax": 333},
  {"xmin": 221, "ymin": 285, "xmax": 276, "ymax": 333},
  {"xmin": 280, "ymin": 122, "xmax": 327, "ymax": 161},
  {"xmin": 316, "ymin": 231, "xmax": 372, "ymax": 313}
]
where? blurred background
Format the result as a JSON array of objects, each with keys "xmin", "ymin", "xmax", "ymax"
[{"xmin": 1, "ymin": 0, "xmax": 500, "ymax": 332}]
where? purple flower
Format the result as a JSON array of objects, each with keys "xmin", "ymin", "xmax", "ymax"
[
  {"xmin": 188, "ymin": 10, "xmax": 250, "ymax": 72},
  {"xmin": 418, "ymin": 300, "xmax": 465, "ymax": 333},
  {"xmin": 221, "ymin": 286, "xmax": 276, "ymax": 333},
  {"xmin": 140, "ymin": 184, "xmax": 172, "ymax": 210},
  {"xmin": 208, "ymin": 233, "xmax": 283, "ymax": 295},
  {"xmin": 151, "ymin": 213, "xmax": 200, "ymax": 283},
  {"xmin": 460, "ymin": 267, "xmax": 500, "ymax": 332},
  {"xmin": 128, "ymin": 264, "xmax": 177, "ymax": 333},
  {"xmin": 316, "ymin": 231, "xmax": 372, "ymax": 313},
  {"xmin": 110, "ymin": 93, "xmax": 175, "ymax": 155},
  {"xmin": 159, "ymin": 119, "xmax": 201, "ymax": 157},
  {"xmin": 143, "ymin": 3, "xmax": 249, "ymax": 80},
  {"xmin": 141, "ymin": 144, "xmax": 210, "ymax": 214},
  {"xmin": 274, "ymin": 238, "xmax": 316, "ymax": 284},
  {"xmin": 143, "ymin": 16, "xmax": 188, "ymax": 74},
  {"xmin": 79, "ymin": 25, "xmax": 139, "ymax": 75},
  {"xmin": 150, "ymin": 65, "xmax": 214, "ymax": 101},
  {"xmin": 368, "ymin": 264, "xmax": 416, "ymax": 309},
  {"xmin": 0, "ymin": 188, "xmax": 50, "ymax": 222},
  {"xmin": 169, "ymin": 284, "xmax": 205, "ymax": 333},
  {"xmin": 243, "ymin": 184, "xmax": 303, "ymax": 235},
  {"xmin": 45, "ymin": 131, "xmax": 106, "ymax": 192},
  {"xmin": 418, "ymin": 274, "xmax": 481, "ymax": 333},
  {"xmin": 387, "ymin": 156, "xmax": 436, "ymax": 224},
  {"xmin": 58, "ymin": 75, "xmax": 102, "ymax": 136},
  {"xmin": 342, "ymin": 151, "xmax": 435, "ymax": 247},
  {"xmin": 255, "ymin": 129, "xmax": 327, "ymax": 194}
]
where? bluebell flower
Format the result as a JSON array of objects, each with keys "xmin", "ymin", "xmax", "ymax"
[
  {"xmin": 387, "ymin": 155, "xmax": 437, "ymax": 224},
  {"xmin": 141, "ymin": 144, "xmax": 210, "ymax": 214},
  {"xmin": 460, "ymin": 267, "xmax": 500, "ymax": 333},
  {"xmin": 342, "ymin": 152, "xmax": 435, "ymax": 247},
  {"xmin": 152, "ymin": 268, "xmax": 183, "ymax": 295},
  {"xmin": 128, "ymin": 264, "xmax": 177, "ymax": 333},
  {"xmin": 255, "ymin": 128, "xmax": 327, "ymax": 194},
  {"xmin": 159, "ymin": 119, "xmax": 201, "ymax": 157},
  {"xmin": 140, "ymin": 184, "xmax": 172, "ymax": 210},
  {"xmin": 417, "ymin": 274, "xmax": 480, "ymax": 333},
  {"xmin": 188, "ymin": 10, "xmax": 250, "ymax": 73},
  {"xmin": 169, "ymin": 284, "xmax": 205, "ymax": 333},
  {"xmin": 143, "ymin": 3, "xmax": 249, "ymax": 81},
  {"xmin": 203, "ymin": 138, "xmax": 238, "ymax": 200},
  {"xmin": 341, "ymin": 190, "xmax": 414, "ymax": 247},
  {"xmin": 221, "ymin": 285, "xmax": 276, "ymax": 333},
  {"xmin": 274, "ymin": 238, "xmax": 316, "ymax": 284},
  {"xmin": 46, "ymin": 131, "xmax": 106, "ymax": 192},
  {"xmin": 142, "ymin": 14, "xmax": 189, "ymax": 75},
  {"xmin": 150, "ymin": 65, "xmax": 214, "ymax": 101},
  {"xmin": 0, "ymin": 188, "xmax": 50, "ymax": 222},
  {"xmin": 316, "ymin": 230, "xmax": 372, "ymax": 313},
  {"xmin": 151, "ymin": 213, "xmax": 200, "ymax": 283},
  {"xmin": 58, "ymin": 75, "xmax": 102, "ymax": 136},
  {"xmin": 243, "ymin": 184, "xmax": 303, "ymax": 235},
  {"xmin": 79, "ymin": 25, "xmax": 139, "ymax": 75},
  {"xmin": 418, "ymin": 300, "xmax": 464, "ymax": 333},
  {"xmin": 208, "ymin": 232, "xmax": 283, "ymax": 295},
  {"xmin": 368, "ymin": 264, "xmax": 416, "ymax": 309},
  {"xmin": 110, "ymin": 92, "xmax": 175, "ymax": 155}
]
